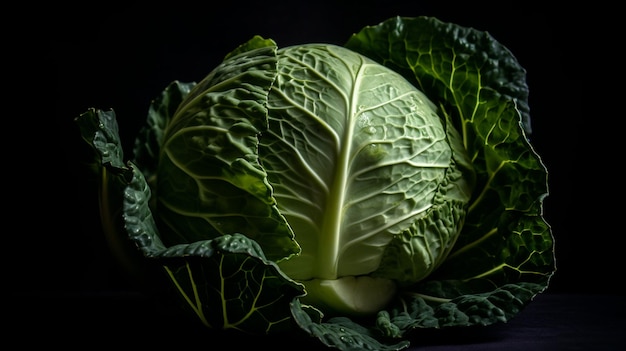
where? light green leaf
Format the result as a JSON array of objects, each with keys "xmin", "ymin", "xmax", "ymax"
[{"xmin": 262, "ymin": 43, "xmax": 471, "ymax": 281}]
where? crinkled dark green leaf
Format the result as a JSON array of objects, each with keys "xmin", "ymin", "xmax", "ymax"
[
  {"xmin": 154, "ymin": 237, "xmax": 305, "ymax": 334},
  {"xmin": 123, "ymin": 163, "xmax": 306, "ymax": 333},
  {"xmin": 77, "ymin": 108, "xmax": 130, "ymax": 173},
  {"xmin": 345, "ymin": 15, "xmax": 555, "ymax": 333},
  {"xmin": 128, "ymin": 179, "xmax": 306, "ymax": 334},
  {"xmin": 377, "ymin": 282, "xmax": 540, "ymax": 335},
  {"xmin": 76, "ymin": 108, "xmax": 146, "ymax": 279},
  {"xmin": 290, "ymin": 300, "xmax": 410, "ymax": 351},
  {"xmin": 78, "ymin": 108, "xmax": 307, "ymax": 335}
]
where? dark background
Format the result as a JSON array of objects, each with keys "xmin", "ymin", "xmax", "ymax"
[{"xmin": 12, "ymin": 2, "xmax": 621, "ymax": 349}]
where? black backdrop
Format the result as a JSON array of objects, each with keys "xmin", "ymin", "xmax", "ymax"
[{"xmin": 26, "ymin": 0, "xmax": 613, "ymax": 313}]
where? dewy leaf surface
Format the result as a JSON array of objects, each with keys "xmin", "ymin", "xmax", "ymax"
[{"xmin": 290, "ymin": 299, "xmax": 410, "ymax": 351}]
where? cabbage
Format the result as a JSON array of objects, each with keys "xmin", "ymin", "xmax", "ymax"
[{"xmin": 76, "ymin": 16, "xmax": 554, "ymax": 351}]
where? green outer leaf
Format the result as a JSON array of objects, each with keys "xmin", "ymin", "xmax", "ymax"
[
  {"xmin": 290, "ymin": 300, "xmax": 410, "ymax": 351},
  {"xmin": 78, "ymin": 107, "xmax": 307, "ymax": 335},
  {"xmin": 124, "ymin": 163, "xmax": 307, "ymax": 334},
  {"xmin": 377, "ymin": 282, "xmax": 541, "ymax": 335},
  {"xmin": 76, "ymin": 108, "xmax": 149, "ymax": 282},
  {"xmin": 76, "ymin": 108, "xmax": 167, "ymax": 268},
  {"xmin": 224, "ymin": 35, "xmax": 279, "ymax": 61},
  {"xmin": 345, "ymin": 15, "xmax": 555, "ymax": 330},
  {"xmin": 77, "ymin": 108, "xmax": 129, "ymax": 171},
  {"xmin": 133, "ymin": 80, "xmax": 197, "ymax": 183},
  {"xmin": 156, "ymin": 38, "xmax": 301, "ymax": 263},
  {"xmin": 154, "ymin": 235, "xmax": 306, "ymax": 334},
  {"xmin": 345, "ymin": 16, "xmax": 532, "ymax": 135}
]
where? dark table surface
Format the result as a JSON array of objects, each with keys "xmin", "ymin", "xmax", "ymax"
[{"xmin": 9, "ymin": 291, "xmax": 624, "ymax": 350}]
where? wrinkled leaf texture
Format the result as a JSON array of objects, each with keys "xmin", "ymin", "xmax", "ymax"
[{"xmin": 344, "ymin": 15, "xmax": 553, "ymax": 335}]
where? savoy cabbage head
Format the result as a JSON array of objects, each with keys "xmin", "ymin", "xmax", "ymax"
[{"xmin": 76, "ymin": 16, "xmax": 554, "ymax": 351}]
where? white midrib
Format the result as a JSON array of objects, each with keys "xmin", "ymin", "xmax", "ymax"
[{"xmin": 314, "ymin": 59, "xmax": 366, "ymax": 280}]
